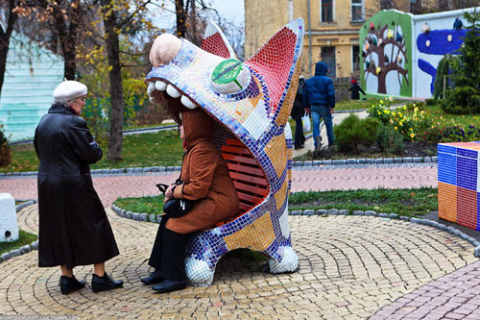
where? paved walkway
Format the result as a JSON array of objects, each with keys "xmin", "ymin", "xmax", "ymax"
[{"xmin": 2, "ymin": 165, "xmax": 480, "ymax": 319}]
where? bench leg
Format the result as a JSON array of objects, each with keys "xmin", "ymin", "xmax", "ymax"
[
  {"xmin": 267, "ymin": 245, "xmax": 299, "ymax": 274},
  {"xmin": 185, "ymin": 255, "xmax": 215, "ymax": 287}
]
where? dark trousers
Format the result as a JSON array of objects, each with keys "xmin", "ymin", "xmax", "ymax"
[
  {"xmin": 294, "ymin": 116, "xmax": 305, "ymax": 148},
  {"xmin": 148, "ymin": 217, "xmax": 187, "ymax": 281}
]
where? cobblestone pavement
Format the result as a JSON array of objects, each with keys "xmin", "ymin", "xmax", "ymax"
[{"xmin": 2, "ymin": 165, "xmax": 480, "ymax": 319}]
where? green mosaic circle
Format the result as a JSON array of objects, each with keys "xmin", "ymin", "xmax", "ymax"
[{"xmin": 211, "ymin": 59, "xmax": 244, "ymax": 89}]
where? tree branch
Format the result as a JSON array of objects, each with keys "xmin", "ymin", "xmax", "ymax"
[{"xmin": 118, "ymin": 0, "xmax": 152, "ymax": 28}]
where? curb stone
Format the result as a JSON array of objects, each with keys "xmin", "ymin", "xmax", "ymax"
[
  {"xmin": 1, "ymin": 156, "xmax": 440, "ymax": 178},
  {"xmin": 113, "ymin": 201, "xmax": 480, "ymax": 258}
]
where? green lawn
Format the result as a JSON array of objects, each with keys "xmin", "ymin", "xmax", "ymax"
[
  {"xmin": 0, "ymin": 230, "xmax": 37, "ymax": 256},
  {"xmin": 335, "ymin": 98, "xmax": 405, "ymax": 111},
  {"xmin": 426, "ymin": 104, "xmax": 480, "ymax": 128},
  {"xmin": 1, "ymin": 130, "xmax": 185, "ymax": 173},
  {"xmin": 115, "ymin": 187, "xmax": 438, "ymax": 218},
  {"xmin": 289, "ymin": 187, "xmax": 438, "ymax": 217}
]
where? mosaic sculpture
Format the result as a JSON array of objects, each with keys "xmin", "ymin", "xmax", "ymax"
[
  {"xmin": 438, "ymin": 142, "xmax": 480, "ymax": 230},
  {"xmin": 146, "ymin": 19, "xmax": 304, "ymax": 286}
]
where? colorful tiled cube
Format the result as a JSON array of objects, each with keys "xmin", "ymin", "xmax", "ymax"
[{"xmin": 438, "ymin": 142, "xmax": 480, "ymax": 229}]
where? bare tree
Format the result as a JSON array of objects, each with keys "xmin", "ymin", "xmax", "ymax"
[
  {"xmin": 15, "ymin": 0, "xmax": 87, "ymax": 79},
  {"xmin": 0, "ymin": 0, "xmax": 18, "ymax": 93}
]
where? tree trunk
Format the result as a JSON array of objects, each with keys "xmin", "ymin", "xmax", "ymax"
[
  {"xmin": 176, "ymin": 0, "xmax": 186, "ymax": 38},
  {"xmin": 0, "ymin": 0, "xmax": 17, "ymax": 95},
  {"xmin": 52, "ymin": 0, "xmax": 78, "ymax": 80},
  {"xmin": 102, "ymin": 0, "xmax": 124, "ymax": 161}
]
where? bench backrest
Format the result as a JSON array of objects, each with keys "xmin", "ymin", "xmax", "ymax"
[{"xmin": 221, "ymin": 138, "xmax": 269, "ymax": 215}]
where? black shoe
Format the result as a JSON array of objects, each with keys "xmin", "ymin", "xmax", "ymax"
[
  {"xmin": 294, "ymin": 144, "xmax": 305, "ymax": 150},
  {"xmin": 141, "ymin": 270, "xmax": 164, "ymax": 285},
  {"xmin": 60, "ymin": 275, "xmax": 85, "ymax": 295},
  {"xmin": 152, "ymin": 278, "xmax": 186, "ymax": 293},
  {"xmin": 91, "ymin": 272, "xmax": 123, "ymax": 293}
]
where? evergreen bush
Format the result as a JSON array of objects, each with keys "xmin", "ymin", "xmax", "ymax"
[
  {"xmin": 334, "ymin": 114, "xmax": 380, "ymax": 152},
  {"xmin": 433, "ymin": 55, "xmax": 452, "ymax": 100},
  {"xmin": 377, "ymin": 124, "xmax": 405, "ymax": 155},
  {"xmin": 443, "ymin": 11, "xmax": 480, "ymax": 114}
]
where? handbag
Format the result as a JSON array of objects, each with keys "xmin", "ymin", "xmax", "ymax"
[
  {"xmin": 302, "ymin": 114, "xmax": 311, "ymax": 132},
  {"xmin": 156, "ymin": 182, "xmax": 195, "ymax": 218}
]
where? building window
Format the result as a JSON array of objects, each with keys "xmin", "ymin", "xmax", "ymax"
[
  {"xmin": 321, "ymin": 0, "xmax": 334, "ymax": 23},
  {"xmin": 351, "ymin": 0, "xmax": 363, "ymax": 22},
  {"xmin": 352, "ymin": 45, "xmax": 360, "ymax": 72},
  {"xmin": 321, "ymin": 46, "xmax": 336, "ymax": 78}
]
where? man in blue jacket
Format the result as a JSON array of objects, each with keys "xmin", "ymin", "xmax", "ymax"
[{"xmin": 303, "ymin": 61, "xmax": 336, "ymax": 150}]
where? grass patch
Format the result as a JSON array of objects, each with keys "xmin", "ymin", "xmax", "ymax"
[
  {"xmin": 114, "ymin": 195, "xmax": 165, "ymax": 215},
  {"xmin": 335, "ymin": 98, "xmax": 404, "ymax": 111},
  {"xmin": 425, "ymin": 103, "xmax": 480, "ymax": 128},
  {"xmin": 115, "ymin": 187, "xmax": 438, "ymax": 219},
  {"xmin": 289, "ymin": 187, "xmax": 438, "ymax": 217},
  {"xmin": 2, "ymin": 130, "xmax": 184, "ymax": 173},
  {"xmin": 0, "ymin": 230, "xmax": 37, "ymax": 256}
]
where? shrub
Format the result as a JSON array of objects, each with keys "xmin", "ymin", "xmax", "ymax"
[
  {"xmin": 377, "ymin": 124, "xmax": 405, "ymax": 155},
  {"xmin": 441, "ymin": 86, "xmax": 480, "ymax": 114},
  {"xmin": 433, "ymin": 55, "xmax": 453, "ymax": 100},
  {"xmin": 334, "ymin": 114, "xmax": 380, "ymax": 152},
  {"xmin": 0, "ymin": 124, "xmax": 11, "ymax": 166},
  {"xmin": 368, "ymin": 103, "xmax": 433, "ymax": 141},
  {"xmin": 443, "ymin": 11, "xmax": 480, "ymax": 114}
]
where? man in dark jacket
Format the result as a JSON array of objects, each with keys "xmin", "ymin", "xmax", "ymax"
[
  {"xmin": 34, "ymin": 80, "xmax": 123, "ymax": 295},
  {"xmin": 290, "ymin": 76, "xmax": 306, "ymax": 149},
  {"xmin": 303, "ymin": 61, "xmax": 335, "ymax": 149}
]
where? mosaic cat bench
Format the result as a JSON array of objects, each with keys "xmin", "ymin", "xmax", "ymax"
[{"xmin": 146, "ymin": 19, "xmax": 304, "ymax": 286}]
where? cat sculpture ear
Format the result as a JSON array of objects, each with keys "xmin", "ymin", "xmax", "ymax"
[
  {"xmin": 245, "ymin": 18, "xmax": 304, "ymax": 126},
  {"xmin": 202, "ymin": 20, "xmax": 237, "ymax": 60}
]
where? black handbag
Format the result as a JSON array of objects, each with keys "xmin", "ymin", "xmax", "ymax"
[{"xmin": 156, "ymin": 182, "xmax": 195, "ymax": 218}]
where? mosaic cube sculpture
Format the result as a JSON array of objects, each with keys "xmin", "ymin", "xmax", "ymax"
[
  {"xmin": 438, "ymin": 142, "xmax": 480, "ymax": 230},
  {"xmin": 0, "ymin": 193, "xmax": 19, "ymax": 242},
  {"xmin": 146, "ymin": 19, "xmax": 304, "ymax": 286}
]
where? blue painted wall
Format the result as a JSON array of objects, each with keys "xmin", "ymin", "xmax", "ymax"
[{"xmin": 0, "ymin": 33, "xmax": 64, "ymax": 142}]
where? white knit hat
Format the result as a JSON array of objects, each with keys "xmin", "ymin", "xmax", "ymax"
[{"xmin": 53, "ymin": 80, "xmax": 87, "ymax": 102}]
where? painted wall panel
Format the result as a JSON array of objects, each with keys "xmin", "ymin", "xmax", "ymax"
[{"xmin": 0, "ymin": 33, "xmax": 63, "ymax": 142}]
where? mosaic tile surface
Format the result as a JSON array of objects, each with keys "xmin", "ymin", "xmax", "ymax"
[
  {"xmin": 438, "ymin": 142, "xmax": 480, "ymax": 229},
  {"xmin": 146, "ymin": 19, "xmax": 304, "ymax": 286}
]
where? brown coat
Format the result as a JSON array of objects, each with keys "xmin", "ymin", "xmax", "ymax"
[{"xmin": 166, "ymin": 109, "xmax": 239, "ymax": 234}]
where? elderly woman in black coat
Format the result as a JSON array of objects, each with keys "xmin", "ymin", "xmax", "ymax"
[{"xmin": 34, "ymin": 80, "xmax": 123, "ymax": 294}]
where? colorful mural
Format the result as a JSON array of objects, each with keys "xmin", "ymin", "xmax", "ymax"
[
  {"xmin": 146, "ymin": 19, "xmax": 304, "ymax": 286},
  {"xmin": 360, "ymin": 7, "xmax": 479, "ymax": 98},
  {"xmin": 360, "ymin": 10, "xmax": 412, "ymax": 97}
]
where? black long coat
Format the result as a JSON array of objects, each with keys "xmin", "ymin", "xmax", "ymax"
[{"xmin": 34, "ymin": 103, "xmax": 119, "ymax": 269}]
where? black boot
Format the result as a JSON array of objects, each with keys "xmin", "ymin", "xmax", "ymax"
[
  {"xmin": 60, "ymin": 275, "xmax": 85, "ymax": 295},
  {"xmin": 91, "ymin": 272, "xmax": 123, "ymax": 293},
  {"xmin": 152, "ymin": 279, "xmax": 186, "ymax": 293},
  {"xmin": 141, "ymin": 269, "xmax": 164, "ymax": 285}
]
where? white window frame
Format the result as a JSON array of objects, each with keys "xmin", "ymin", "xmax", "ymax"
[
  {"xmin": 351, "ymin": 0, "xmax": 364, "ymax": 22},
  {"xmin": 320, "ymin": 0, "xmax": 335, "ymax": 23}
]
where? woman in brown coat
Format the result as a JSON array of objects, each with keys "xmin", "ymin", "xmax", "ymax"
[{"xmin": 141, "ymin": 108, "xmax": 239, "ymax": 293}]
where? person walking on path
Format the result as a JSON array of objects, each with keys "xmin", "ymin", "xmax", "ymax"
[
  {"xmin": 34, "ymin": 80, "xmax": 123, "ymax": 295},
  {"xmin": 141, "ymin": 108, "xmax": 239, "ymax": 293},
  {"xmin": 303, "ymin": 61, "xmax": 336, "ymax": 150},
  {"xmin": 290, "ymin": 75, "xmax": 307, "ymax": 150},
  {"xmin": 349, "ymin": 78, "xmax": 366, "ymax": 100}
]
